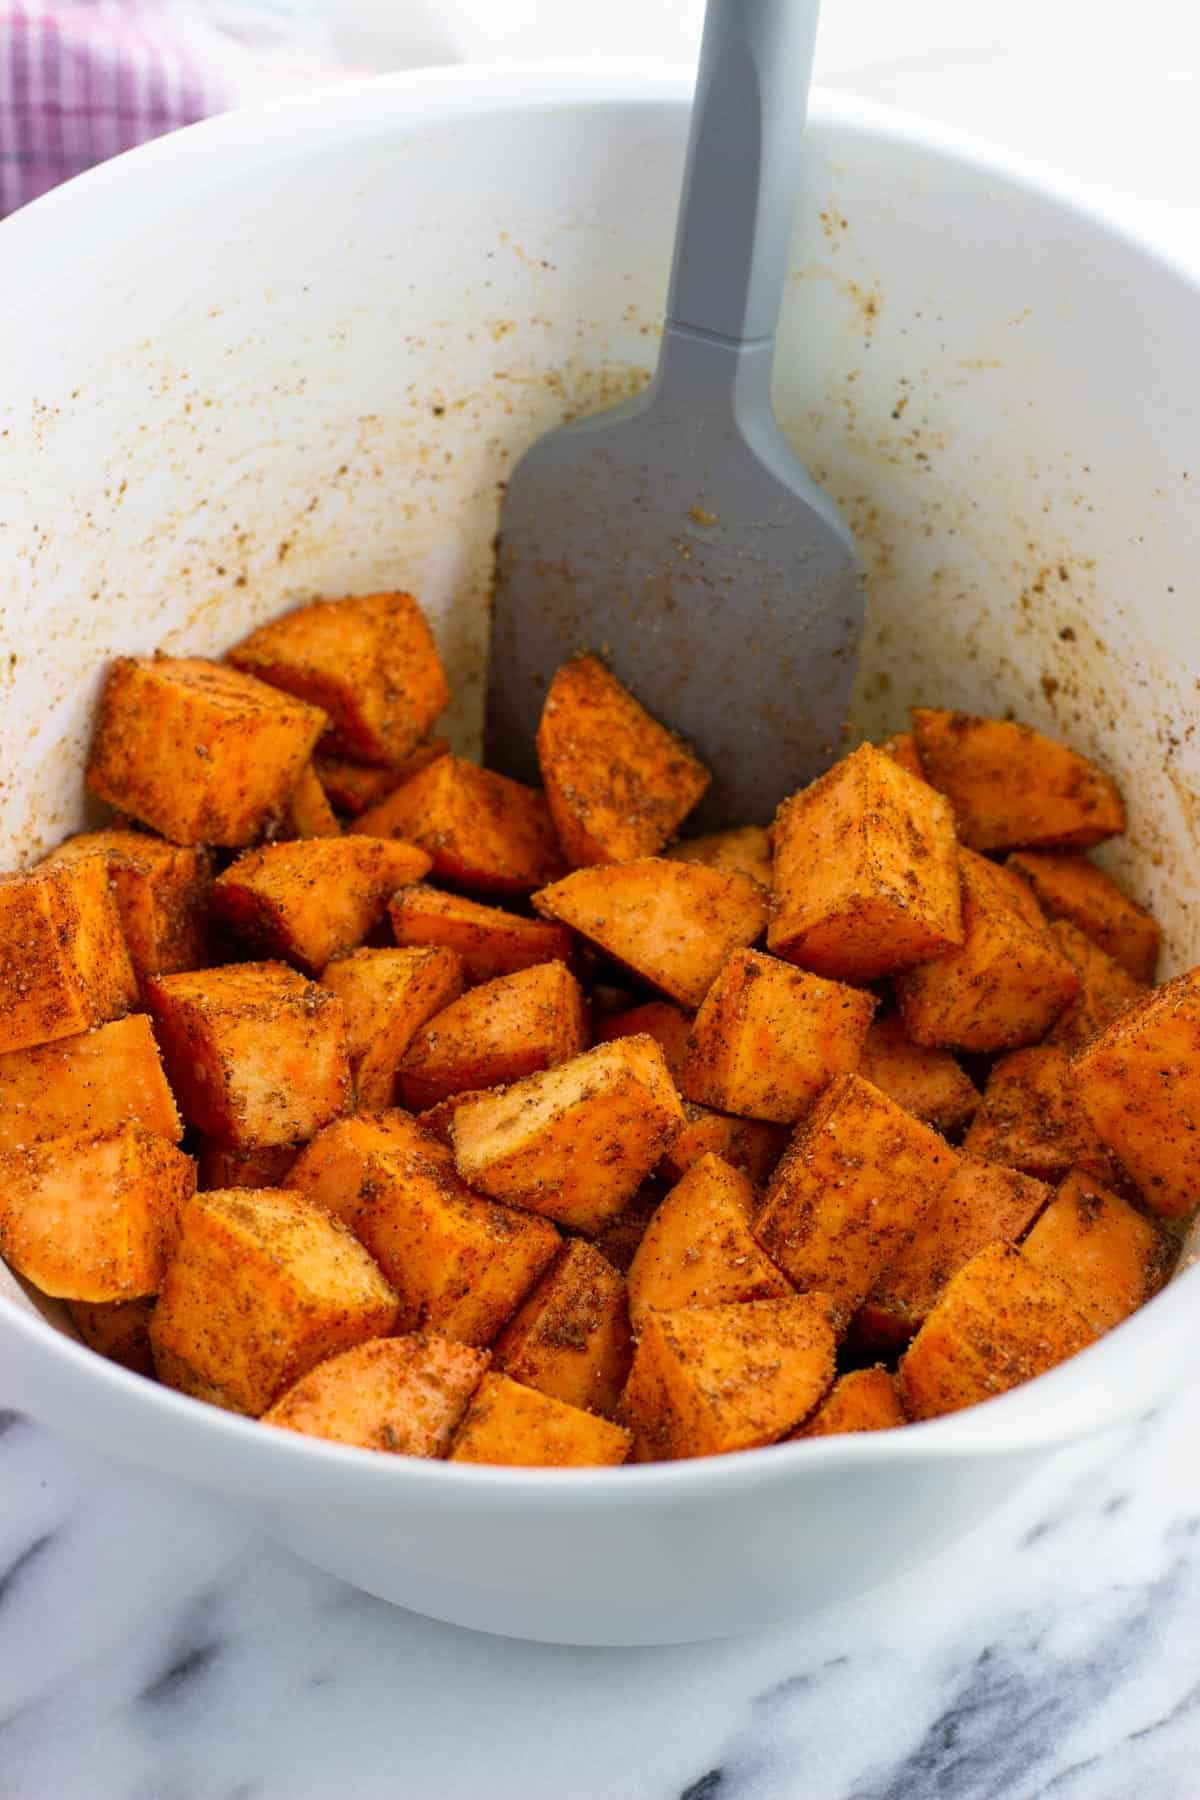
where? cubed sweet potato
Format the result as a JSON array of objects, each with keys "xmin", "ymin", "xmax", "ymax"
[
  {"xmin": 282, "ymin": 763, "xmax": 342, "ymax": 839},
  {"xmin": 590, "ymin": 1181, "xmax": 664, "ymax": 1275},
  {"xmin": 855, "ymin": 1156, "xmax": 1050, "ymax": 1351},
  {"xmin": 388, "ymin": 885, "xmax": 573, "ymax": 986},
  {"xmin": 657, "ymin": 1102, "xmax": 788, "ymax": 1187},
  {"xmin": 536, "ymin": 654, "xmax": 710, "ymax": 866},
  {"xmin": 285, "ymin": 1110, "xmax": 431, "ymax": 1225},
  {"xmin": 898, "ymin": 1241, "xmax": 1096, "ymax": 1420},
  {"xmin": 354, "ymin": 756, "xmax": 565, "ymax": 894},
  {"xmin": 0, "ymin": 1015, "xmax": 180, "ymax": 1153},
  {"xmin": 877, "ymin": 731, "xmax": 925, "ymax": 780},
  {"xmin": 792, "ymin": 1366, "xmax": 906, "ymax": 1437},
  {"xmin": 147, "ymin": 962, "xmax": 350, "ymax": 1148},
  {"xmin": 451, "ymin": 1035, "xmax": 685, "ymax": 1234},
  {"xmin": 963, "ymin": 1045, "xmax": 1121, "ymax": 1187},
  {"xmin": 1043, "ymin": 918, "xmax": 1147, "ymax": 1051},
  {"xmin": 86, "ymin": 655, "xmax": 326, "ymax": 846},
  {"xmin": 150, "ymin": 1186, "xmax": 399, "ymax": 1415},
  {"xmin": 228, "ymin": 592, "xmax": 449, "ymax": 767},
  {"xmin": 895, "ymin": 849, "xmax": 1081, "ymax": 1051},
  {"xmin": 680, "ymin": 947, "xmax": 875, "ymax": 1125},
  {"xmin": 911, "ymin": 708, "xmax": 1125, "ymax": 851},
  {"xmin": 1021, "ymin": 1168, "xmax": 1174, "ymax": 1334},
  {"xmin": 261, "ymin": 1334, "xmax": 489, "ymax": 1454},
  {"xmin": 322, "ymin": 946, "xmax": 465, "ymax": 1111},
  {"xmin": 857, "ymin": 1012, "xmax": 980, "ymax": 1135},
  {"xmin": 314, "ymin": 739, "xmax": 449, "ymax": 815},
  {"xmin": 1007, "ymin": 850, "xmax": 1159, "ymax": 981},
  {"xmin": 196, "ymin": 1139, "xmax": 300, "ymax": 1191},
  {"xmin": 533, "ymin": 859, "xmax": 768, "ymax": 1009},
  {"xmin": 42, "ymin": 829, "xmax": 211, "ymax": 989},
  {"xmin": 0, "ymin": 1124, "xmax": 194, "ymax": 1301},
  {"xmin": 594, "ymin": 1001, "xmax": 694, "ymax": 1083},
  {"xmin": 626, "ymin": 1153, "xmax": 792, "ymax": 1324},
  {"xmin": 397, "ymin": 960, "xmax": 587, "ymax": 1111},
  {"xmin": 620, "ymin": 1295, "xmax": 836, "ymax": 1461},
  {"xmin": 493, "ymin": 1239, "xmax": 633, "ymax": 1417},
  {"xmin": 755, "ymin": 1073, "xmax": 957, "ymax": 1322},
  {"xmin": 663, "ymin": 826, "xmax": 773, "ymax": 889},
  {"xmin": 449, "ymin": 1371, "xmax": 631, "ymax": 1466},
  {"xmin": 0, "ymin": 857, "xmax": 137, "ymax": 1054},
  {"xmin": 1071, "ymin": 970, "xmax": 1200, "ymax": 1218},
  {"xmin": 67, "ymin": 1296, "xmax": 156, "ymax": 1377},
  {"xmin": 769, "ymin": 743, "xmax": 963, "ymax": 980},
  {"xmin": 212, "ymin": 836, "xmax": 430, "ymax": 976},
  {"xmin": 414, "ymin": 1090, "xmax": 492, "ymax": 1147}
]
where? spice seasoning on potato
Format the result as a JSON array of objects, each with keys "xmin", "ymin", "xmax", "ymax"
[
  {"xmin": 493, "ymin": 1239, "xmax": 633, "ymax": 1417},
  {"xmin": 1021, "ymin": 1168, "xmax": 1174, "ymax": 1334},
  {"xmin": 322, "ymin": 945, "xmax": 465, "ymax": 1112},
  {"xmin": 0, "ymin": 1014, "xmax": 181, "ymax": 1153},
  {"xmin": 67, "ymin": 1296, "xmax": 157, "ymax": 1377},
  {"xmin": 626, "ymin": 1153, "xmax": 791, "ymax": 1324},
  {"xmin": 397, "ymin": 960, "xmax": 588, "ymax": 1112},
  {"xmin": 286, "ymin": 1111, "xmax": 438, "ymax": 1225},
  {"xmin": 964, "ymin": 1045, "xmax": 1122, "ymax": 1188},
  {"xmin": 791, "ymin": 1366, "xmax": 906, "ymax": 1438},
  {"xmin": 197, "ymin": 1139, "xmax": 300, "ymax": 1192},
  {"xmin": 1006, "ymin": 849, "xmax": 1159, "ymax": 981},
  {"xmin": 657, "ymin": 1101, "xmax": 788, "ymax": 1187},
  {"xmin": 262, "ymin": 1334, "xmax": 490, "ymax": 1456},
  {"xmin": 314, "ymin": 739, "xmax": 450, "ymax": 817},
  {"xmin": 449, "ymin": 1371, "xmax": 632, "ymax": 1467},
  {"xmin": 389, "ymin": 885, "xmax": 573, "ymax": 986},
  {"xmin": 857, "ymin": 1012, "xmax": 979, "ymax": 1136},
  {"xmin": 1043, "ymin": 918, "xmax": 1147, "ymax": 1052},
  {"xmin": 354, "ymin": 754, "xmax": 566, "ymax": 893},
  {"xmin": 42, "ymin": 829, "xmax": 212, "ymax": 991},
  {"xmin": 663, "ymin": 825, "xmax": 772, "ymax": 889},
  {"xmin": 281, "ymin": 763, "xmax": 342, "ymax": 840},
  {"xmin": 594, "ymin": 1001, "xmax": 694, "ymax": 1083},
  {"xmin": 0, "ymin": 857, "xmax": 138, "ymax": 1055}
]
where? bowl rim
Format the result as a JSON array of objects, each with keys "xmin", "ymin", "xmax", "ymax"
[{"xmin": 1, "ymin": 60, "xmax": 1198, "ymax": 1504}]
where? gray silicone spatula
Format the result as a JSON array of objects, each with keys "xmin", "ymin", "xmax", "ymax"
[{"xmin": 485, "ymin": 0, "xmax": 864, "ymax": 828}]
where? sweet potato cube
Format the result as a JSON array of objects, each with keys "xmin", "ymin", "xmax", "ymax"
[
  {"xmin": 261, "ymin": 1334, "xmax": 489, "ymax": 1455},
  {"xmin": 197, "ymin": 1139, "xmax": 299, "ymax": 1191},
  {"xmin": 537, "ymin": 654, "xmax": 710, "ymax": 866},
  {"xmin": 626, "ymin": 1154, "xmax": 792, "ymax": 1325},
  {"xmin": 414, "ymin": 1090, "xmax": 492, "ymax": 1147},
  {"xmin": 663, "ymin": 826, "xmax": 773, "ymax": 889},
  {"xmin": 389, "ymin": 885, "xmax": 573, "ymax": 986},
  {"xmin": 212, "ymin": 836, "xmax": 430, "ymax": 976},
  {"xmin": 621, "ymin": 1295, "xmax": 835, "ymax": 1462},
  {"xmin": 450, "ymin": 1371, "xmax": 631, "ymax": 1466},
  {"xmin": 1071, "ymin": 970, "xmax": 1200, "ymax": 1218},
  {"xmin": 793, "ymin": 1366, "xmax": 906, "ymax": 1437},
  {"xmin": 594, "ymin": 1001, "xmax": 693, "ymax": 1083},
  {"xmin": 964, "ymin": 1045, "xmax": 1120, "ymax": 1187},
  {"xmin": 877, "ymin": 731, "xmax": 925, "ymax": 780},
  {"xmin": 657, "ymin": 1102, "xmax": 788, "ymax": 1186},
  {"xmin": 1021, "ymin": 1168, "xmax": 1174, "ymax": 1334},
  {"xmin": 1007, "ymin": 850, "xmax": 1159, "ymax": 981},
  {"xmin": 355, "ymin": 756, "xmax": 565, "ymax": 894},
  {"xmin": 755, "ymin": 1073, "xmax": 957, "ymax": 1322},
  {"xmin": 680, "ymin": 947, "xmax": 875, "ymax": 1125},
  {"xmin": 42, "ymin": 829, "xmax": 211, "ymax": 989},
  {"xmin": 895, "ymin": 849, "xmax": 1080, "ymax": 1051},
  {"xmin": 911, "ymin": 707, "xmax": 1125, "ymax": 851},
  {"xmin": 228, "ymin": 592, "xmax": 450, "ymax": 767},
  {"xmin": 768, "ymin": 743, "xmax": 963, "ymax": 981},
  {"xmin": 898, "ymin": 1241, "xmax": 1096, "ymax": 1420},
  {"xmin": 322, "ymin": 946, "xmax": 465, "ymax": 1111},
  {"xmin": 856, "ymin": 1156, "xmax": 1050, "ymax": 1350},
  {"xmin": 86, "ymin": 655, "xmax": 326, "ymax": 846},
  {"xmin": 150, "ymin": 1187, "xmax": 399, "ymax": 1415},
  {"xmin": 67, "ymin": 1296, "xmax": 156, "ymax": 1376},
  {"xmin": 285, "ymin": 1111, "xmax": 431, "ymax": 1226},
  {"xmin": 0, "ymin": 1124, "xmax": 194, "ymax": 1302},
  {"xmin": 493, "ymin": 1239, "xmax": 633, "ymax": 1416},
  {"xmin": 314, "ymin": 739, "xmax": 449, "ymax": 816},
  {"xmin": 1043, "ymin": 919, "xmax": 1147, "ymax": 1051},
  {"xmin": 452, "ymin": 1035, "xmax": 685, "ymax": 1234},
  {"xmin": 534, "ymin": 858, "xmax": 767, "ymax": 1009},
  {"xmin": 147, "ymin": 962, "xmax": 350, "ymax": 1148},
  {"xmin": 591, "ymin": 1182, "xmax": 664, "ymax": 1275},
  {"xmin": 397, "ymin": 961, "xmax": 587, "ymax": 1111},
  {"xmin": 858, "ymin": 1012, "xmax": 979, "ymax": 1135},
  {"xmin": 282, "ymin": 763, "xmax": 341, "ymax": 839},
  {"xmin": 0, "ymin": 857, "xmax": 137, "ymax": 1054},
  {"xmin": 0, "ymin": 1015, "xmax": 180, "ymax": 1153}
]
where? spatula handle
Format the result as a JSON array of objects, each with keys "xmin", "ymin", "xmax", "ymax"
[{"xmin": 664, "ymin": 0, "xmax": 821, "ymax": 347}]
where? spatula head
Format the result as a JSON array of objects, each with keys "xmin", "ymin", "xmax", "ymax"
[{"xmin": 487, "ymin": 350, "xmax": 865, "ymax": 831}]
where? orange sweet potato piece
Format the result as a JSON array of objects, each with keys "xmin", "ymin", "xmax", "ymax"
[
  {"xmin": 663, "ymin": 826, "xmax": 773, "ymax": 889},
  {"xmin": 282, "ymin": 762, "xmax": 341, "ymax": 839},
  {"xmin": 285, "ymin": 1111, "xmax": 433, "ymax": 1225},
  {"xmin": 397, "ymin": 961, "xmax": 587, "ymax": 1111},
  {"xmin": 0, "ymin": 857, "xmax": 137, "ymax": 1054},
  {"xmin": 314, "ymin": 739, "xmax": 449, "ymax": 815},
  {"xmin": 769, "ymin": 743, "xmax": 963, "ymax": 981},
  {"xmin": 0, "ymin": 1124, "xmax": 195, "ymax": 1301},
  {"xmin": 196, "ymin": 1139, "xmax": 300, "ymax": 1191},
  {"xmin": 388, "ymin": 885, "xmax": 573, "ymax": 986},
  {"xmin": 228, "ymin": 592, "xmax": 449, "ymax": 767},
  {"xmin": 626, "ymin": 1153, "xmax": 792, "ymax": 1324},
  {"xmin": 150, "ymin": 1187, "xmax": 399, "ymax": 1415},
  {"xmin": 911, "ymin": 708, "xmax": 1125, "ymax": 851},
  {"xmin": 898, "ymin": 1241, "xmax": 1096, "ymax": 1420},
  {"xmin": 451, "ymin": 1036, "xmax": 685, "ymax": 1234},
  {"xmin": 792, "ymin": 1366, "xmax": 906, "ymax": 1437},
  {"xmin": 354, "ymin": 755, "xmax": 566, "ymax": 894},
  {"xmin": 895, "ymin": 849, "xmax": 1080, "ymax": 1051},
  {"xmin": 591, "ymin": 1181, "xmax": 664, "ymax": 1275},
  {"xmin": 42, "ymin": 829, "xmax": 211, "ymax": 989},
  {"xmin": 1042, "ymin": 918, "xmax": 1147, "ymax": 1051},
  {"xmin": 621, "ymin": 1295, "xmax": 836, "ymax": 1462},
  {"xmin": 414, "ymin": 1090, "xmax": 492, "ymax": 1147},
  {"xmin": 533, "ymin": 858, "xmax": 767, "ymax": 1009},
  {"xmin": 536, "ymin": 654, "xmax": 710, "ymax": 866},
  {"xmin": 87, "ymin": 655, "xmax": 326, "ymax": 846},
  {"xmin": 1021, "ymin": 1168, "xmax": 1174, "ymax": 1334},
  {"xmin": 449, "ymin": 1371, "xmax": 631, "ymax": 1466},
  {"xmin": 755, "ymin": 1073, "xmax": 957, "ymax": 1323},
  {"xmin": 262, "ymin": 1334, "xmax": 489, "ymax": 1455},
  {"xmin": 857, "ymin": 1012, "xmax": 979, "ymax": 1135},
  {"xmin": 322, "ymin": 946, "xmax": 465, "ymax": 1111},
  {"xmin": 147, "ymin": 962, "xmax": 350, "ymax": 1149},
  {"xmin": 1007, "ymin": 850, "xmax": 1159, "ymax": 981},
  {"xmin": 657, "ymin": 1102, "xmax": 788, "ymax": 1186},
  {"xmin": 67, "ymin": 1296, "xmax": 156, "ymax": 1377},
  {"xmin": 0, "ymin": 1015, "xmax": 181, "ymax": 1153},
  {"xmin": 1071, "ymin": 969, "xmax": 1200, "ymax": 1218},
  {"xmin": 680, "ymin": 947, "xmax": 875, "ymax": 1125},
  {"xmin": 594, "ymin": 1001, "xmax": 693, "ymax": 1083},
  {"xmin": 493, "ymin": 1239, "xmax": 633, "ymax": 1417},
  {"xmin": 877, "ymin": 731, "xmax": 924, "ymax": 780},
  {"xmin": 964, "ymin": 1045, "xmax": 1121, "ymax": 1187}
]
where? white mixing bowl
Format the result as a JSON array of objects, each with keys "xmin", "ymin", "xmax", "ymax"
[{"xmin": 0, "ymin": 65, "xmax": 1197, "ymax": 1647}]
